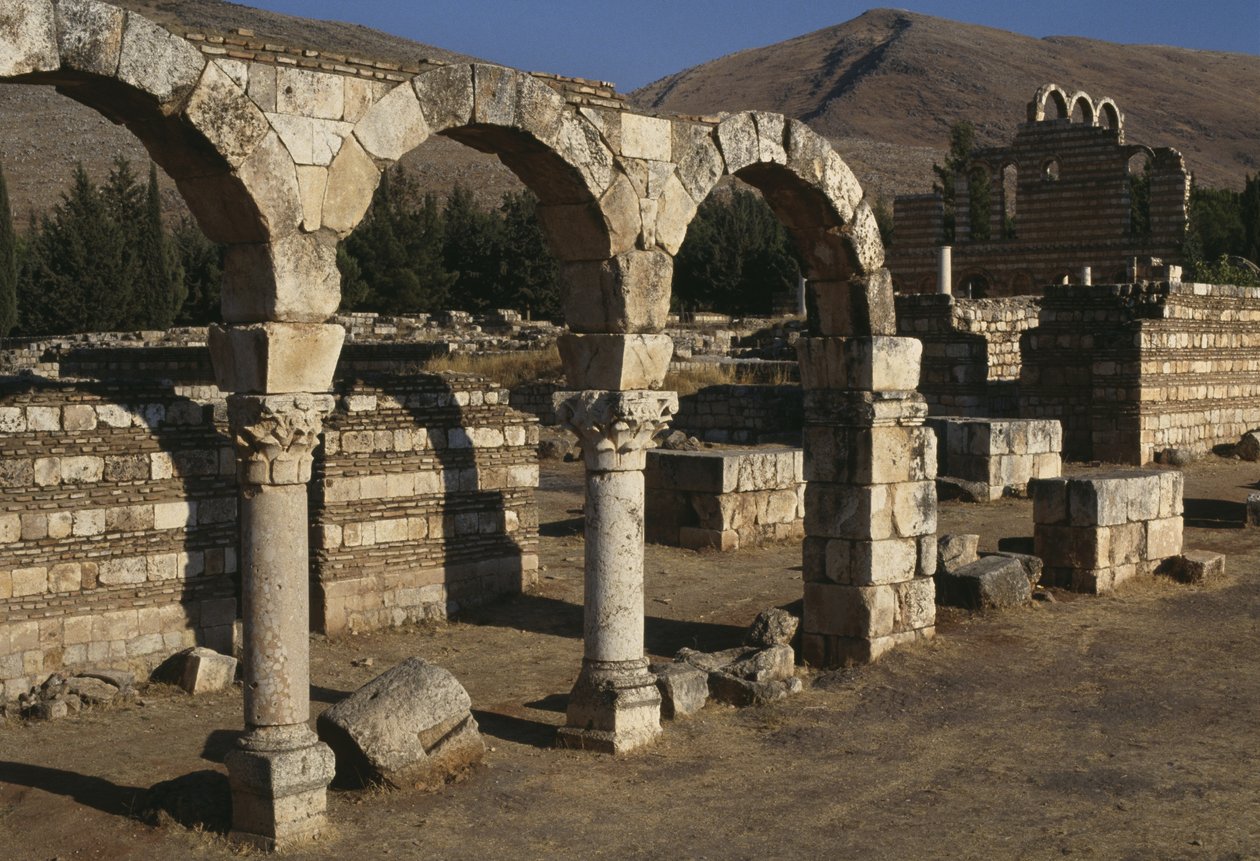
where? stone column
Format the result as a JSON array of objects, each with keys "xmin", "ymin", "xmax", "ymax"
[
  {"xmin": 209, "ymin": 319, "xmax": 344, "ymax": 850},
  {"xmin": 553, "ymin": 333, "xmax": 675, "ymax": 753},
  {"xmin": 797, "ymin": 336, "xmax": 938, "ymax": 667},
  {"xmin": 938, "ymin": 246, "xmax": 953, "ymax": 296},
  {"xmin": 223, "ymin": 393, "xmax": 337, "ymax": 848}
]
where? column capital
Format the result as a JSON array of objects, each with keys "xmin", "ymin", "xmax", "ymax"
[
  {"xmin": 228, "ymin": 393, "xmax": 336, "ymax": 486},
  {"xmin": 554, "ymin": 390, "xmax": 677, "ymax": 472}
]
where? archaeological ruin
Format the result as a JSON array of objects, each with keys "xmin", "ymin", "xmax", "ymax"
[
  {"xmin": 0, "ymin": 0, "xmax": 922, "ymax": 848},
  {"xmin": 887, "ymin": 84, "xmax": 1191, "ymax": 297},
  {"xmin": 0, "ymin": 3, "xmax": 1251, "ymax": 854}
]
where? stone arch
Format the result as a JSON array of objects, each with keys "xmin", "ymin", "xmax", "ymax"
[
  {"xmin": 330, "ymin": 62, "xmax": 655, "ymax": 333},
  {"xmin": 1030, "ymin": 84, "xmax": 1071, "ymax": 121},
  {"xmin": 1068, "ymin": 91, "xmax": 1095, "ymax": 125},
  {"xmin": 1096, "ymin": 98, "xmax": 1122, "ymax": 133},
  {"xmin": 706, "ymin": 112, "xmax": 889, "ymax": 336},
  {"xmin": 1042, "ymin": 157, "xmax": 1061, "ymax": 182},
  {"xmin": 958, "ymin": 268, "xmax": 993, "ymax": 299}
]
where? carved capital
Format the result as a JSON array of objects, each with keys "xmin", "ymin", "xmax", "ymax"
[
  {"xmin": 554, "ymin": 390, "xmax": 677, "ymax": 472},
  {"xmin": 228, "ymin": 394, "xmax": 336, "ymax": 486}
]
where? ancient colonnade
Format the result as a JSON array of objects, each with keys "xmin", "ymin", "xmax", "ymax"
[{"xmin": 0, "ymin": 1, "xmax": 936, "ymax": 847}]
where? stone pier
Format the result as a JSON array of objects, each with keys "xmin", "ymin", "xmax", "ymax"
[
  {"xmin": 553, "ymin": 334, "xmax": 675, "ymax": 753},
  {"xmin": 798, "ymin": 335, "xmax": 938, "ymax": 667},
  {"xmin": 210, "ymin": 322, "xmax": 344, "ymax": 847}
]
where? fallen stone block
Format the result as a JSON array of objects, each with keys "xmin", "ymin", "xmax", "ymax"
[
  {"xmin": 77, "ymin": 669, "xmax": 135, "ymax": 693},
  {"xmin": 984, "ymin": 551, "xmax": 1044, "ymax": 588},
  {"xmin": 708, "ymin": 673, "xmax": 802, "ymax": 707},
  {"xmin": 1236, "ymin": 431, "xmax": 1260, "ymax": 462},
  {"xmin": 178, "ymin": 647, "xmax": 238, "ymax": 695},
  {"xmin": 67, "ymin": 676, "xmax": 120, "ymax": 706},
  {"xmin": 937, "ymin": 533, "xmax": 979, "ymax": 574},
  {"xmin": 1247, "ymin": 493, "xmax": 1260, "ymax": 528},
  {"xmin": 723, "ymin": 644, "xmax": 795, "ymax": 683},
  {"xmin": 746, "ymin": 608, "xmax": 799, "ymax": 647},
  {"xmin": 935, "ymin": 556, "xmax": 1032, "ymax": 610},
  {"xmin": 674, "ymin": 646, "xmax": 748, "ymax": 673},
  {"xmin": 317, "ymin": 657, "xmax": 484, "ymax": 790},
  {"xmin": 651, "ymin": 662, "xmax": 709, "ymax": 719},
  {"xmin": 1165, "ymin": 550, "xmax": 1225, "ymax": 584}
]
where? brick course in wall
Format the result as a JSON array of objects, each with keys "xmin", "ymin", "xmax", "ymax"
[{"xmin": 0, "ymin": 346, "xmax": 541, "ymax": 701}]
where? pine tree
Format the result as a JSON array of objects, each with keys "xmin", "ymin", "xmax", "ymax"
[
  {"xmin": 173, "ymin": 216, "xmax": 223, "ymax": 325},
  {"xmin": 133, "ymin": 163, "xmax": 184, "ymax": 328},
  {"xmin": 498, "ymin": 190, "xmax": 559, "ymax": 319},
  {"xmin": 1241, "ymin": 173, "xmax": 1260, "ymax": 264},
  {"xmin": 442, "ymin": 183, "xmax": 503, "ymax": 312},
  {"xmin": 932, "ymin": 121, "xmax": 977, "ymax": 243},
  {"xmin": 0, "ymin": 158, "xmax": 17, "ymax": 338}
]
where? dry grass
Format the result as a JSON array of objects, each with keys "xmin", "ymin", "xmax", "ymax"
[
  {"xmin": 664, "ymin": 361, "xmax": 797, "ymax": 396},
  {"xmin": 421, "ymin": 345, "xmax": 563, "ymax": 390}
]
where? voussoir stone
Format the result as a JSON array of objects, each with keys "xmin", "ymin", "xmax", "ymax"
[
  {"xmin": 316, "ymin": 657, "xmax": 485, "ymax": 790},
  {"xmin": 0, "ymin": 0, "xmax": 58, "ymax": 78},
  {"xmin": 55, "ymin": 0, "xmax": 124, "ymax": 77}
]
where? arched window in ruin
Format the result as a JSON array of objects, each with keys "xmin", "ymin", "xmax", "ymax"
[
  {"xmin": 1046, "ymin": 89, "xmax": 1070, "ymax": 120},
  {"xmin": 1069, "ymin": 93, "xmax": 1095, "ymax": 126},
  {"xmin": 1042, "ymin": 159, "xmax": 1061, "ymax": 183},
  {"xmin": 1127, "ymin": 151, "xmax": 1152, "ymax": 238},
  {"xmin": 1098, "ymin": 100, "xmax": 1121, "ymax": 132},
  {"xmin": 967, "ymin": 164, "xmax": 991, "ymax": 242},
  {"xmin": 1001, "ymin": 162, "xmax": 1018, "ymax": 239}
]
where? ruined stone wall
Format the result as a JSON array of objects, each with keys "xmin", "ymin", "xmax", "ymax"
[
  {"xmin": 0, "ymin": 381, "xmax": 238, "ymax": 702},
  {"xmin": 1020, "ymin": 282, "xmax": 1260, "ymax": 463},
  {"xmin": 672, "ymin": 384, "xmax": 803, "ymax": 444},
  {"xmin": 0, "ymin": 348, "xmax": 541, "ymax": 701},
  {"xmin": 888, "ymin": 95, "xmax": 1190, "ymax": 297},
  {"xmin": 896, "ymin": 295, "xmax": 1040, "ymax": 417},
  {"xmin": 313, "ymin": 375, "xmax": 540, "ymax": 635}
]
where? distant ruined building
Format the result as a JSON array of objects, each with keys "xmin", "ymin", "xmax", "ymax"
[{"xmin": 888, "ymin": 84, "xmax": 1191, "ymax": 296}]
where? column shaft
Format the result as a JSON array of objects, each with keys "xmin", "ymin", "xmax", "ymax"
[{"xmin": 583, "ymin": 469, "xmax": 646, "ymax": 664}]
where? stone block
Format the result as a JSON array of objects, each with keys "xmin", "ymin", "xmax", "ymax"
[
  {"xmin": 935, "ymin": 556, "xmax": 1032, "ymax": 610},
  {"xmin": 746, "ymin": 608, "xmax": 799, "ymax": 647},
  {"xmin": 803, "ymin": 581, "xmax": 896, "ymax": 639},
  {"xmin": 209, "ymin": 322, "xmax": 344, "ymax": 394},
  {"xmin": 1166, "ymin": 550, "xmax": 1225, "ymax": 584},
  {"xmin": 1145, "ymin": 516, "xmax": 1183, "ymax": 561},
  {"xmin": 619, "ymin": 113, "xmax": 671, "ymax": 161},
  {"xmin": 0, "ymin": 0, "xmax": 58, "ymax": 78},
  {"xmin": 117, "ymin": 11, "xmax": 205, "ymax": 111},
  {"xmin": 1066, "ymin": 471, "xmax": 1162, "ymax": 527},
  {"xmin": 796, "ymin": 336, "xmax": 921, "ymax": 391},
  {"xmin": 560, "ymin": 250, "xmax": 672, "ymax": 335},
  {"xmin": 937, "ymin": 533, "xmax": 979, "ymax": 573},
  {"xmin": 179, "ymin": 647, "xmax": 238, "ymax": 695},
  {"xmin": 1157, "ymin": 471, "xmax": 1184, "ymax": 518},
  {"xmin": 651, "ymin": 662, "xmax": 708, "ymax": 719},
  {"xmin": 55, "ymin": 0, "xmax": 125, "ymax": 77},
  {"xmin": 986, "ymin": 551, "xmax": 1044, "ymax": 588},
  {"xmin": 803, "ymin": 425, "xmax": 936, "ymax": 485},
  {"xmin": 557, "ymin": 333, "xmax": 672, "ymax": 390},
  {"xmin": 707, "ymin": 673, "xmax": 798, "ymax": 707},
  {"xmin": 316, "ymin": 657, "xmax": 484, "ymax": 789},
  {"xmin": 1032, "ymin": 477, "xmax": 1069, "ymax": 524},
  {"xmin": 354, "ymin": 80, "xmax": 429, "ymax": 161}
]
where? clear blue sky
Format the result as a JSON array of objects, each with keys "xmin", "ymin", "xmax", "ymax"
[{"xmin": 244, "ymin": 0, "xmax": 1260, "ymax": 90}]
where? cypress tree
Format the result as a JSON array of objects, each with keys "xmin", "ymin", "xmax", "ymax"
[
  {"xmin": 133, "ymin": 163, "xmax": 184, "ymax": 328},
  {"xmin": 0, "ymin": 158, "xmax": 17, "ymax": 338}
]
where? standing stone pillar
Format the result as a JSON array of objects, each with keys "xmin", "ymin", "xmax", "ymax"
[
  {"xmin": 553, "ymin": 334, "xmax": 675, "ymax": 753},
  {"xmin": 209, "ymin": 320, "xmax": 343, "ymax": 849},
  {"xmin": 798, "ymin": 336, "xmax": 938, "ymax": 667},
  {"xmin": 223, "ymin": 394, "xmax": 337, "ymax": 848},
  {"xmin": 938, "ymin": 246, "xmax": 953, "ymax": 296}
]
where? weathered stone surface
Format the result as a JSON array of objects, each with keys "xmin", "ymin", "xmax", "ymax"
[
  {"xmin": 716, "ymin": 112, "xmax": 759, "ymax": 175},
  {"xmin": 275, "ymin": 66, "xmax": 342, "ymax": 119},
  {"xmin": 986, "ymin": 551, "xmax": 1044, "ymax": 588},
  {"xmin": 708, "ymin": 673, "xmax": 799, "ymax": 707},
  {"xmin": 178, "ymin": 646, "xmax": 238, "ymax": 695},
  {"xmin": 1166, "ymin": 550, "xmax": 1225, "ymax": 584},
  {"xmin": 674, "ymin": 646, "xmax": 747, "ymax": 674},
  {"xmin": 1239, "ymin": 432, "xmax": 1260, "ymax": 461},
  {"xmin": 796, "ymin": 335, "xmax": 920, "ymax": 391},
  {"xmin": 652, "ymin": 172, "xmax": 698, "ymax": 255},
  {"xmin": 724, "ymin": 644, "xmax": 795, "ymax": 683},
  {"xmin": 561, "ymin": 250, "xmax": 672, "ymax": 334},
  {"xmin": 66, "ymin": 675, "xmax": 118, "ymax": 705},
  {"xmin": 558, "ymin": 333, "xmax": 672, "ymax": 390},
  {"xmin": 221, "ymin": 233, "xmax": 341, "ymax": 324},
  {"xmin": 651, "ymin": 662, "xmax": 708, "ymax": 719},
  {"xmin": 317, "ymin": 658, "xmax": 484, "ymax": 789},
  {"xmin": 321, "ymin": 135, "xmax": 380, "ymax": 235},
  {"xmin": 844, "ymin": 200, "xmax": 886, "ymax": 275},
  {"xmin": 354, "ymin": 81, "xmax": 429, "ymax": 161},
  {"xmin": 185, "ymin": 61, "xmax": 271, "ymax": 168},
  {"xmin": 620, "ymin": 113, "xmax": 671, "ymax": 161},
  {"xmin": 55, "ymin": 0, "xmax": 123, "ymax": 76},
  {"xmin": 413, "ymin": 63, "xmax": 473, "ymax": 130},
  {"xmin": 746, "ymin": 608, "xmax": 799, "ymax": 647},
  {"xmin": 672, "ymin": 121, "xmax": 723, "ymax": 203},
  {"xmin": 935, "ymin": 556, "xmax": 1032, "ymax": 610},
  {"xmin": 0, "ymin": 0, "xmax": 58, "ymax": 78},
  {"xmin": 937, "ymin": 533, "xmax": 980, "ymax": 574},
  {"xmin": 232, "ymin": 130, "xmax": 303, "ymax": 242},
  {"xmin": 116, "ymin": 11, "xmax": 205, "ymax": 112},
  {"xmin": 208, "ymin": 322, "xmax": 344, "ymax": 395},
  {"xmin": 266, "ymin": 114, "xmax": 353, "ymax": 166}
]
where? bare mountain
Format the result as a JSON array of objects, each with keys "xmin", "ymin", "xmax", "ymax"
[{"xmin": 633, "ymin": 9, "xmax": 1260, "ymax": 201}]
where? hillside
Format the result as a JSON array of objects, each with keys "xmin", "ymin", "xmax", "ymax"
[{"xmin": 633, "ymin": 9, "xmax": 1260, "ymax": 201}]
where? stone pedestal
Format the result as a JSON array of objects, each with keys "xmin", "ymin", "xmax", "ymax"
[
  {"xmin": 225, "ymin": 394, "xmax": 337, "ymax": 849},
  {"xmin": 554, "ymin": 389, "xmax": 676, "ymax": 753},
  {"xmin": 797, "ymin": 337, "xmax": 938, "ymax": 668}
]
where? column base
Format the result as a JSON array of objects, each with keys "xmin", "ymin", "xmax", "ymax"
[
  {"xmin": 556, "ymin": 660, "xmax": 661, "ymax": 754},
  {"xmin": 225, "ymin": 725, "xmax": 336, "ymax": 851}
]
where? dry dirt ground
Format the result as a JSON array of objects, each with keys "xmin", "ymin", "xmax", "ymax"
[{"xmin": 1, "ymin": 456, "xmax": 1258, "ymax": 860}]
